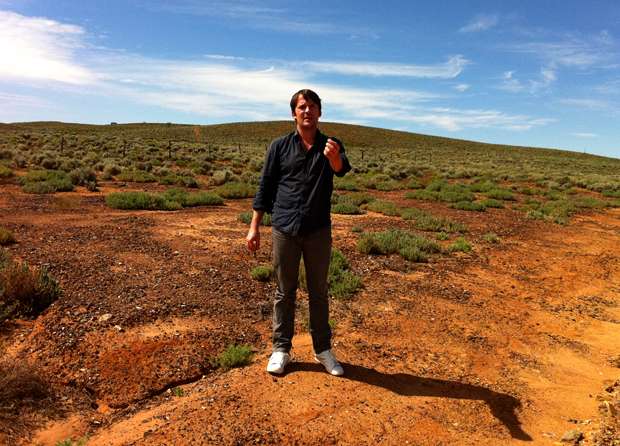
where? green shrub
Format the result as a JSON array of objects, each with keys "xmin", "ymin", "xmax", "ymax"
[
  {"xmin": 237, "ymin": 211, "xmax": 272, "ymax": 226},
  {"xmin": 404, "ymin": 189, "xmax": 441, "ymax": 201},
  {"xmin": 211, "ymin": 343, "xmax": 255, "ymax": 370},
  {"xmin": 406, "ymin": 178, "xmax": 422, "ymax": 189},
  {"xmin": 357, "ymin": 229, "xmax": 442, "ymax": 262},
  {"xmin": 250, "ymin": 265, "xmax": 276, "ymax": 281},
  {"xmin": 22, "ymin": 182, "xmax": 56, "ymax": 194},
  {"xmin": 444, "ymin": 237, "xmax": 472, "ymax": 253},
  {"xmin": 436, "ymin": 232, "xmax": 449, "ymax": 241},
  {"xmin": 351, "ymin": 224, "xmax": 364, "ymax": 233},
  {"xmin": 23, "ymin": 170, "xmax": 48, "ymax": 182},
  {"xmin": 564, "ymin": 188, "xmax": 579, "ymax": 195},
  {"xmin": 572, "ymin": 196, "xmax": 609, "ymax": 209},
  {"xmin": 0, "ymin": 228, "xmax": 15, "ymax": 245},
  {"xmin": 400, "ymin": 207, "xmax": 430, "ymax": 220},
  {"xmin": 333, "ymin": 177, "xmax": 362, "ymax": 191},
  {"xmin": 69, "ymin": 167, "xmax": 97, "ymax": 186},
  {"xmin": 338, "ymin": 193, "xmax": 375, "ymax": 206},
  {"xmin": 331, "ymin": 203, "xmax": 364, "ymax": 215},
  {"xmin": 425, "ymin": 180, "xmax": 448, "ymax": 192},
  {"xmin": 52, "ymin": 436, "xmax": 89, "ymax": 446},
  {"xmin": 158, "ymin": 174, "xmax": 181, "ymax": 185},
  {"xmin": 439, "ymin": 183, "xmax": 476, "ymax": 202},
  {"xmin": 106, "ymin": 192, "xmax": 182, "ymax": 210},
  {"xmin": 543, "ymin": 189, "xmax": 563, "ymax": 201},
  {"xmin": 163, "ymin": 189, "xmax": 224, "ymax": 207},
  {"xmin": 213, "ymin": 181, "xmax": 257, "ymax": 199},
  {"xmin": 375, "ymin": 180, "xmax": 406, "ymax": 191},
  {"xmin": 521, "ymin": 197, "xmax": 542, "ymax": 205},
  {"xmin": 410, "ymin": 215, "xmax": 468, "ymax": 233},
  {"xmin": 118, "ymin": 170, "xmax": 156, "ymax": 183},
  {"xmin": 0, "ymin": 257, "xmax": 62, "ymax": 324},
  {"xmin": 485, "ymin": 189, "xmax": 516, "ymax": 201},
  {"xmin": 470, "ymin": 181, "xmax": 498, "ymax": 193},
  {"xmin": 478, "ymin": 198, "xmax": 505, "ymax": 209},
  {"xmin": 364, "ymin": 200, "xmax": 400, "ymax": 216},
  {"xmin": 46, "ymin": 177, "xmax": 75, "ymax": 192},
  {"xmin": 446, "ymin": 201, "xmax": 486, "ymax": 212},
  {"xmin": 602, "ymin": 189, "xmax": 620, "ymax": 199},
  {"xmin": 484, "ymin": 233, "xmax": 499, "ymax": 243},
  {"xmin": 0, "ymin": 165, "xmax": 13, "ymax": 178}
]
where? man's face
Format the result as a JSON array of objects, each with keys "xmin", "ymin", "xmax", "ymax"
[{"xmin": 293, "ymin": 95, "xmax": 321, "ymax": 130}]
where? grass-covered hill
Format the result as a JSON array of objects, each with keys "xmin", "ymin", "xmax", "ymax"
[{"xmin": 1, "ymin": 120, "xmax": 619, "ymax": 186}]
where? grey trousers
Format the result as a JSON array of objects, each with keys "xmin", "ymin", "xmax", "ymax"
[{"xmin": 272, "ymin": 226, "xmax": 332, "ymax": 355}]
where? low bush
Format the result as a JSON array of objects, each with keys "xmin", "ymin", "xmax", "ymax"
[
  {"xmin": 158, "ymin": 174, "xmax": 180, "ymax": 185},
  {"xmin": 564, "ymin": 188, "xmax": 579, "ymax": 195},
  {"xmin": 0, "ymin": 249, "xmax": 62, "ymax": 324},
  {"xmin": 446, "ymin": 201, "xmax": 486, "ymax": 212},
  {"xmin": 213, "ymin": 181, "xmax": 257, "ymax": 199},
  {"xmin": 211, "ymin": 343, "xmax": 255, "ymax": 370},
  {"xmin": 237, "ymin": 211, "xmax": 273, "ymax": 226},
  {"xmin": 400, "ymin": 207, "xmax": 430, "ymax": 220},
  {"xmin": 69, "ymin": 167, "xmax": 98, "ymax": 186},
  {"xmin": 572, "ymin": 196, "xmax": 609, "ymax": 209},
  {"xmin": 485, "ymin": 189, "xmax": 516, "ymax": 201},
  {"xmin": 331, "ymin": 203, "xmax": 364, "ymax": 215},
  {"xmin": 444, "ymin": 237, "xmax": 473, "ymax": 253},
  {"xmin": 0, "ymin": 165, "xmax": 13, "ymax": 178},
  {"xmin": 602, "ymin": 189, "xmax": 620, "ymax": 199},
  {"xmin": 22, "ymin": 182, "xmax": 56, "ymax": 194},
  {"xmin": 333, "ymin": 178, "xmax": 362, "ymax": 191},
  {"xmin": 163, "ymin": 189, "xmax": 224, "ymax": 207},
  {"xmin": 351, "ymin": 224, "xmax": 364, "ymax": 233},
  {"xmin": 0, "ymin": 356, "xmax": 55, "ymax": 439},
  {"xmin": 375, "ymin": 180, "xmax": 406, "ymax": 191},
  {"xmin": 436, "ymin": 232, "xmax": 449, "ymax": 241},
  {"xmin": 118, "ymin": 170, "xmax": 157, "ymax": 183},
  {"xmin": 338, "ymin": 193, "xmax": 375, "ymax": 206},
  {"xmin": 250, "ymin": 265, "xmax": 276, "ymax": 281},
  {"xmin": 478, "ymin": 198, "xmax": 505, "ymax": 209},
  {"xmin": 484, "ymin": 233, "xmax": 499, "ymax": 243},
  {"xmin": 357, "ymin": 229, "xmax": 442, "ymax": 262},
  {"xmin": 543, "ymin": 189, "xmax": 564, "ymax": 201},
  {"xmin": 106, "ymin": 192, "xmax": 181, "ymax": 210},
  {"xmin": 404, "ymin": 189, "xmax": 441, "ymax": 201},
  {"xmin": 470, "ymin": 181, "xmax": 498, "ymax": 193},
  {"xmin": 410, "ymin": 215, "xmax": 468, "ymax": 233},
  {"xmin": 364, "ymin": 200, "xmax": 400, "ymax": 216},
  {"xmin": 0, "ymin": 228, "xmax": 15, "ymax": 245}
]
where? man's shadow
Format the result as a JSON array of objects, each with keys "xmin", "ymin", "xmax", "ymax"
[{"xmin": 283, "ymin": 362, "xmax": 532, "ymax": 441}]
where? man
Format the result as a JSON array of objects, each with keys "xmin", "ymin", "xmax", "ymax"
[{"xmin": 246, "ymin": 89, "xmax": 351, "ymax": 376}]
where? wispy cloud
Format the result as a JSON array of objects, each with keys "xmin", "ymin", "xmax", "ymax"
[
  {"xmin": 454, "ymin": 84, "xmax": 469, "ymax": 92},
  {"xmin": 561, "ymin": 98, "xmax": 616, "ymax": 109},
  {"xmin": 573, "ymin": 133, "xmax": 597, "ymax": 137},
  {"xmin": 460, "ymin": 14, "xmax": 499, "ymax": 33},
  {"xmin": 302, "ymin": 56, "xmax": 469, "ymax": 79},
  {"xmin": 0, "ymin": 10, "xmax": 101, "ymax": 85}
]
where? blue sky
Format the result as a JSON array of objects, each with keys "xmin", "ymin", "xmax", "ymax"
[{"xmin": 1, "ymin": 1, "xmax": 619, "ymax": 160}]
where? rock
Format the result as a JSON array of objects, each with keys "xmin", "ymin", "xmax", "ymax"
[
  {"xmin": 98, "ymin": 314, "xmax": 113, "ymax": 322},
  {"xmin": 560, "ymin": 430, "xmax": 582, "ymax": 443}
]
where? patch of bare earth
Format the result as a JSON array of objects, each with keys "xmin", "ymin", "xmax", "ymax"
[{"xmin": 1, "ymin": 182, "xmax": 620, "ymax": 445}]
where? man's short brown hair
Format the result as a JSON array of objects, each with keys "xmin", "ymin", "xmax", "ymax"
[{"xmin": 290, "ymin": 89, "xmax": 322, "ymax": 113}]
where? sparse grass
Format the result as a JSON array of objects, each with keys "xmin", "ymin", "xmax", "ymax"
[
  {"xmin": 213, "ymin": 181, "xmax": 257, "ymax": 199},
  {"xmin": 0, "ymin": 228, "xmax": 15, "ymax": 245},
  {"xmin": 22, "ymin": 182, "xmax": 57, "ymax": 194},
  {"xmin": 410, "ymin": 215, "xmax": 468, "ymax": 233},
  {"xmin": 331, "ymin": 203, "xmax": 364, "ymax": 215},
  {"xmin": 51, "ymin": 436, "xmax": 89, "ymax": 446},
  {"xmin": 211, "ymin": 343, "xmax": 255, "ymax": 370},
  {"xmin": 249, "ymin": 265, "xmax": 276, "ymax": 281}
]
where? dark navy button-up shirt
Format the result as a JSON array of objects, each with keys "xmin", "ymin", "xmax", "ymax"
[{"xmin": 252, "ymin": 129, "xmax": 352, "ymax": 236}]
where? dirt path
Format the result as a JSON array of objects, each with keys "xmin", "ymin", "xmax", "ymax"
[{"xmin": 2, "ymin": 183, "xmax": 620, "ymax": 445}]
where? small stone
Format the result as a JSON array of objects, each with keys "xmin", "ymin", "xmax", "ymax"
[
  {"xmin": 98, "ymin": 314, "xmax": 113, "ymax": 322},
  {"xmin": 560, "ymin": 430, "xmax": 582, "ymax": 443}
]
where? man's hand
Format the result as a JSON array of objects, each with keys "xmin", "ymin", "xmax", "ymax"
[
  {"xmin": 246, "ymin": 210, "xmax": 265, "ymax": 252},
  {"xmin": 324, "ymin": 139, "xmax": 343, "ymax": 173}
]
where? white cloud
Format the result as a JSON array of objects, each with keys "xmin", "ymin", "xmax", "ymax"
[
  {"xmin": 460, "ymin": 14, "xmax": 500, "ymax": 33},
  {"xmin": 302, "ymin": 56, "xmax": 469, "ymax": 79},
  {"xmin": 454, "ymin": 84, "xmax": 470, "ymax": 92},
  {"xmin": 573, "ymin": 133, "xmax": 598, "ymax": 137},
  {"xmin": 561, "ymin": 98, "xmax": 615, "ymax": 109},
  {"xmin": 0, "ymin": 10, "xmax": 101, "ymax": 85}
]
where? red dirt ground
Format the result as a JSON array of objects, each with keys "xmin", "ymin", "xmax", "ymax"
[{"xmin": 2, "ymin": 180, "xmax": 620, "ymax": 445}]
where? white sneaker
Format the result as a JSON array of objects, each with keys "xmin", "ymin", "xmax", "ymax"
[
  {"xmin": 266, "ymin": 352, "xmax": 291, "ymax": 374},
  {"xmin": 314, "ymin": 350, "xmax": 344, "ymax": 376}
]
